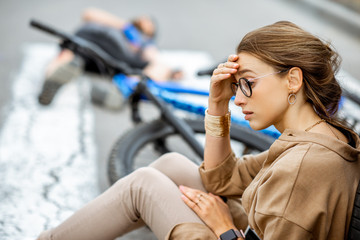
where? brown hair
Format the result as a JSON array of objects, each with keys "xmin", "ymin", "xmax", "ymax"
[{"xmin": 237, "ymin": 21, "xmax": 352, "ymax": 132}]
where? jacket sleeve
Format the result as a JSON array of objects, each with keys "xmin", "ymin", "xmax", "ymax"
[{"xmin": 198, "ymin": 150, "xmax": 268, "ymax": 197}]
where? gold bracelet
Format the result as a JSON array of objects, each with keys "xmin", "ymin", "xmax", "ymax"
[{"xmin": 204, "ymin": 109, "xmax": 231, "ymax": 137}]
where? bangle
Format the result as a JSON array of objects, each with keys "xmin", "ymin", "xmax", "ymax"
[{"xmin": 204, "ymin": 109, "xmax": 231, "ymax": 137}]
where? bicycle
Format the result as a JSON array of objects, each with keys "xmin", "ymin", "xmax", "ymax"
[{"xmin": 29, "ymin": 19, "xmax": 279, "ymax": 181}]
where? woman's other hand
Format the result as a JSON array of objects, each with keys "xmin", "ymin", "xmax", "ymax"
[
  {"xmin": 208, "ymin": 54, "xmax": 239, "ymax": 115},
  {"xmin": 179, "ymin": 185, "xmax": 236, "ymax": 237}
]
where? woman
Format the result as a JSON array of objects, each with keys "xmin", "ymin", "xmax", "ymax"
[{"xmin": 37, "ymin": 21, "xmax": 360, "ymax": 240}]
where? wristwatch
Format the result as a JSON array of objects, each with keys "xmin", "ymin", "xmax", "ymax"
[{"xmin": 218, "ymin": 229, "xmax": 244, "ymax": 240}]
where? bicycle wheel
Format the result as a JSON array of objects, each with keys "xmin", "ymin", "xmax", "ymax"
[{"xmin": 107, "ymin": 118, "xmax": 275, "ymax": 185}]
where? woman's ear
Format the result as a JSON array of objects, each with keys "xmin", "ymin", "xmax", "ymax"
[{"xmin": 287, "ymin": 67, "xmax": 303, "ymax": 93}]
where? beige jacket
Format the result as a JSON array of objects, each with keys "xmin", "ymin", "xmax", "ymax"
[{"xmin": 196, "ymin": 129, "xmax": 360, "ymax": 240}]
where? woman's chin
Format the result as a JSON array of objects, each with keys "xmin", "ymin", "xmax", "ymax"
[{"xmin": 248, "ymin": 121, "xmax": 269, "ymax": 131}]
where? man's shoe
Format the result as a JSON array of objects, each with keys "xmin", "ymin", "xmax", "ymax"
[{"xmin": 38, "ymin": 56, "xmax": 84, "ymax": 105}]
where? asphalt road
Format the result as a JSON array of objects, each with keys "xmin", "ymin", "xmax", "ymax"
[{"xmin": 1, "ymin": 0, "xmax": 360, "ymax": 239}]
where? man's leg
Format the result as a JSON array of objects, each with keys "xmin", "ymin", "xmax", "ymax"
[{"xmin": 81, "ymin": 8, "xmax": 126, "ymax": 29}]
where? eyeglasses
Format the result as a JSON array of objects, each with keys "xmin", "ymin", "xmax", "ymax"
[{"xmin": 231, "ymin": 70, "xmax": 287, "ymax": 97}]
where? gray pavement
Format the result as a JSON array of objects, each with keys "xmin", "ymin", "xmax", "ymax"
[{"xmin": 1, "ymin": 0, "xmax": 360, "ymax": 239}]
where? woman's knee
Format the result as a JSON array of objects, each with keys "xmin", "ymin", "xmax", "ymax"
[
  {"xmin": 150, "ymin": 152, "xmax": 194, "ymax": 170},
  {"xmin": 113, "ymin": 167, "xmax": 164, "ymax": 191},
  {"xmin": 149, "ymin": 152, "xmax": 204, "ymax": 189}
]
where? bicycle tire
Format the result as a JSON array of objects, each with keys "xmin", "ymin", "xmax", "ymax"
[{"xmin": 107, "ymin": 118, "xmax": 275, "ymax": 185}]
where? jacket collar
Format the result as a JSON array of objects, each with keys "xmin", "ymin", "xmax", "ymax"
[{"xmin": 277, "ymin": 129, "xmax": 360, "ymax": 162}]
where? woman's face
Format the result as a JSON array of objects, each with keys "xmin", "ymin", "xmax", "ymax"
[{"xmin": 233, "ymin": 52, "xmax": 289, "ymax": 131}]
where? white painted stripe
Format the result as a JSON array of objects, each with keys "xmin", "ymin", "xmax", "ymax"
[{"xmin": 0, "ymin": 43, "xmax": 98, "ymax": 239}]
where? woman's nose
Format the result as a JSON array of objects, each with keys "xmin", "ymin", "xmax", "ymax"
[{"xmin": 234, "ymin": 89, "xmax": 247, "ymax": 107}]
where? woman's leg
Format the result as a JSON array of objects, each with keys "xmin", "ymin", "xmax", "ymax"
[{"xmin": 37, "ymin": 167, "xmax": 204, "ymax": 240}]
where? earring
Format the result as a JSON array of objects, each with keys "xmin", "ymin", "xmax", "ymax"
[{"xmin": 288, "ymin": 93, "xmax": 296, "ymax": 105}]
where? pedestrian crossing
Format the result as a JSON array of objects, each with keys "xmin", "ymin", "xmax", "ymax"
[{"xmin": 0, "ymin": 43, "xmax": 98, "ymax": 239}]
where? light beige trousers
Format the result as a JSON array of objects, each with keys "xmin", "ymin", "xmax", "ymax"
[{"xmin": 37, "ymin": 152, "xmax": 209, "ymax": 240}]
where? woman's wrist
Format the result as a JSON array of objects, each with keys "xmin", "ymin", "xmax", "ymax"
[
  {"xmin": 205, "ymin": 109, "xmax": 231, "ymax": 137},
  {"xmin": 216, "ymin": 228, "xmax": 245, "ymax": 240},
  {"xmin": 207, "ymin": 101, "xmax": 230, "ymax": 116},
  {"xmin": 215, "ymin": 225, "xmax": 243, "ymax": 239}
]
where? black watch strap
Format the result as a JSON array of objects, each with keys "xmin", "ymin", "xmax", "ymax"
[{"xmin": 218, "ymin": 229, "xmax": 244, "ymax": 240}]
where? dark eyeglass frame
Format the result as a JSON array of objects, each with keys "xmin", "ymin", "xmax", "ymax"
[{"xmin": 231, "ymin": 69, "xmax": 288, "ymax": 97}]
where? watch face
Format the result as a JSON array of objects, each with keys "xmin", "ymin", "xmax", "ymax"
[{"xmin": 220, "ymin": 229, "xmax": 238, "ymax": 240}]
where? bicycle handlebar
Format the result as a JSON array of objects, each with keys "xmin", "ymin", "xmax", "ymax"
[
  {"xmin": 197, "ymin": 68, "xmax": 215, "ymax": 76},
  {"xmin": 30, "ymin": 20, "xmax": 72, "ymax": 42},
  {"xmin": 30, "ymin": 19, "xmax": 142, "ymax": 76}
]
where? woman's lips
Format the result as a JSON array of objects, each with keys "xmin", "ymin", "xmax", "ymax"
[{"xmin": 243, "ymin": 111, "xmax": 253, "ymax": 120}]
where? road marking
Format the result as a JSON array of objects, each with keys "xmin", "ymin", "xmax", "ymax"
[{"xmin": 0, "ymin": 43, "xmax": 98, "ymax": 238}]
